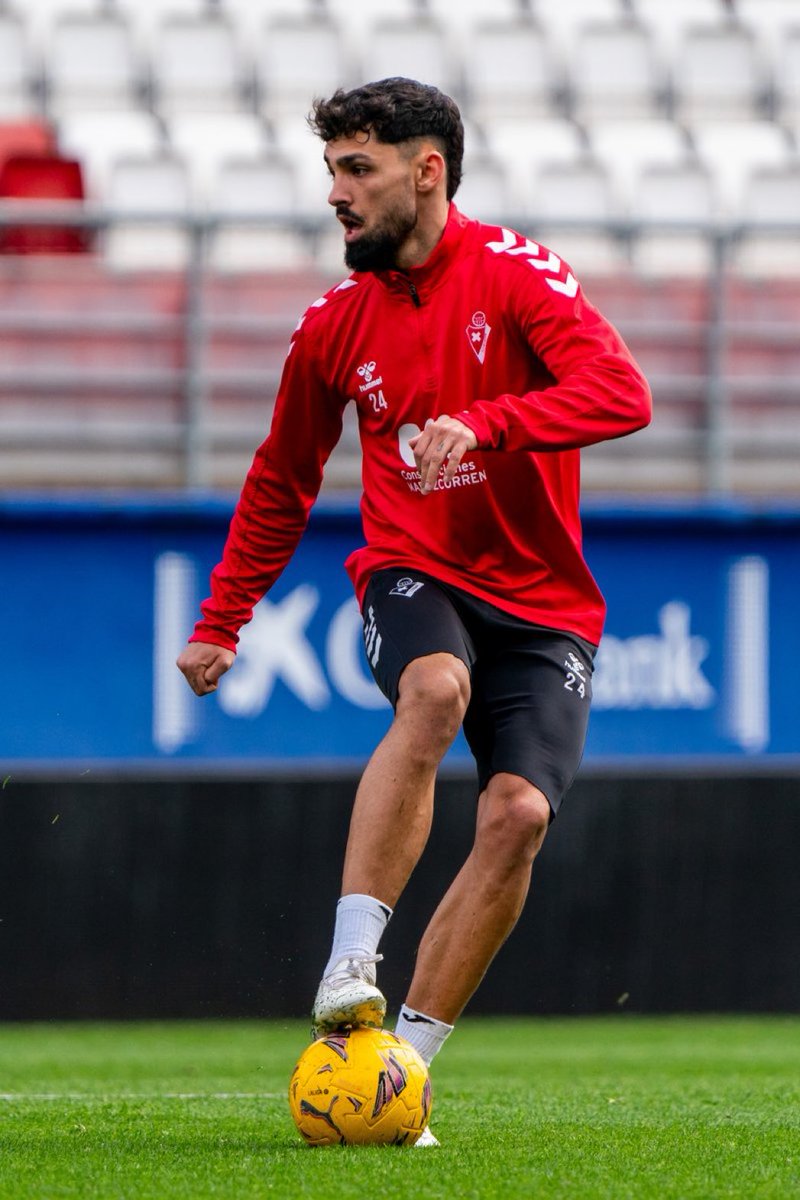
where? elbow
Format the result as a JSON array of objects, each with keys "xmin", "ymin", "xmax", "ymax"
[{"xmin": 628, "ymin": 374, "xmax": 652, "ymax": 433}]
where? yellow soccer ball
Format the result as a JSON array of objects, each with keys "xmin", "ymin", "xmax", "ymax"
[{"xmin": 288, "ymin": 1027, "xmax": 432, "ymax": 1146}]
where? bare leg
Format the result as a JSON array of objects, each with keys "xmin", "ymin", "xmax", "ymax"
[
  {"xmin": 405, "ymin": 773, "xmax": 551, "ymax": 1024},
  {"xmin": 341, "ymin": 652, "xmax": 470, "ymax": 907}
]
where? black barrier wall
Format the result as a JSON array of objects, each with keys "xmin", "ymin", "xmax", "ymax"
[{"xmin": 0, "ymin": 774, "xmax": 798, "ymax": 1019}]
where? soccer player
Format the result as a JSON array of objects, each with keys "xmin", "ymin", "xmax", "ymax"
[{"xmin": 178, "ymin": 78, "xmax": 651, "ymax": 1145}]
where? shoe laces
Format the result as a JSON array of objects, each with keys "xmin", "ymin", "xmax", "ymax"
[{"xmin": 325, "ymin": 953, "xmax": 383, "ymax": 985}]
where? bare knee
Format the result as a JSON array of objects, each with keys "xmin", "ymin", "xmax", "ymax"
[
  {"xmin": 476, "ymin": 774, "xmax": 551, "ymax": 866},
  {"xmin": 395, "ymin": 654, "xmax": 470, "ymax": 762}
]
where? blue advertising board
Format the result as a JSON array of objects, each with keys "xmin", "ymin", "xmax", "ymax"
[{"xmin": 2, "ymin": 496, "xmax": 798, "ymax": 772}]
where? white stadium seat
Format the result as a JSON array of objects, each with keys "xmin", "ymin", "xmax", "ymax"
[
  {"xmin": 270, "ymin": 115, "xmax": 331, "ymax": 219},
  {"xmin": 737, "ymin": 0, "xmax": 800, "ymax": 58},
  {"xmin": 629, "ymin": 0, "xmax": 728, "ymax": 55},
  {"xmin": 368, "ymin": 18, "xmax": 460, "ymax": 105},
  {"xmin": 528, "ymin": 158, "xmax": 629, "ymax": 277},
  {"xmin": 688, "ymin": 118, "xmax": 793, "ymax": 216},
  {"xmin": 672, "ymin": 22, "xmax": 767, "ymax": 121},
  {"xmin": 464, "ymin": 18, "xmax": 559, "ymax": 122},
  {"xmin": 104, "ymin": 153, "xmax": 193, "ymax": 271},
  {"xmin": 255, "ymin": 16, "xmax": 351, "ymax": 120},
  {"xmin": 530, "ymin": 0, "xmax": 627, "ymax": 58},
  {"xmin": 731, "ymin": 165, "xmax": 800, "ymax": 279},
  {"xmin": 17, "ymin": 0, "xmax": 107, "ymax": 49},
  {"xmin": 425, "ymin": 0, "xmax": 523, "ymax": 52},
  {"xmin": 0, "ymin": 13, "xmax": 36, "ymax": 118},
  {"xmin": 567, "ymin": 20, "xmax": 664, "ymax": 120},
  {"xmin": 208, "ymin": 154, "xmax": 314, "ymax": 272},
  {"xmin": 630, "ymin": 162, "xmax": 717, "ymax": 278},
  {"xmin": 167, "ymin": 112, "xmax": 270, "ymax": 202},
  {"xmin": 456, "ymin": 152, "xmax": 515, "ymax": 223},
  {"xmin": 150, "ymin": 13, "xmax": 246, "ymax": 114},
  {"xmin": 114, "ymin": 0, "xmax": 217, "ymax": 50},
  {"xmin": 486, "ymin": 116, "xmax": 586, "ymax": 216},
  {"xmin": 585, "ymin": 117, "xmax": 690, "ymax": 208},
  {"xmin": 57, "ymin": 108, "xmax": 164, "ymax": 200},
  {"xmin": 221, "ymin": 0, "xmax": 320, "ymax": 46},
  {"xmin": 773, "ymin": 26, "xmax": 800, "ymax": 122},
  {"xmin": 46, "ymin": 13, "xmax": 142, "ymax": 115}
]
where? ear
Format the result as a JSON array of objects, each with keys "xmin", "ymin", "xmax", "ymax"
[{"xmin": 415, "ymin": 147, "xmax": 446, "ymax": 195}]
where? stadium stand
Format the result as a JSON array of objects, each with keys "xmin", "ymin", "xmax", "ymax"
[
  {"xmin": 0, "ymin": 11, "xmax": 36, "ymax": 118},
  {"xmin": 566, "ymin": 19, "xmax": 664, "ymax": 120},
  {"xmin": 0, "ymin": 0, "xmax": 797, "ymax": 497},
  {"xmin": 150, "ymin": 12, "xmax": 246, "ymax": 114},
  {"xmin": 45, "ymin": 11, "xmax": 142, "ymax": 114}
]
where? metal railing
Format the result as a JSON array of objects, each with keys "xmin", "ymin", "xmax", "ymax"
[{"xmin": 0, "ymin": 201, "xmax": 798, "ymax": 496}]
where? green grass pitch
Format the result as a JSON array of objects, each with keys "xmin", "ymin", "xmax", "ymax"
[{"xmin": 1, "ymin": 1016, "xmax": 798, "ymax": 1199}]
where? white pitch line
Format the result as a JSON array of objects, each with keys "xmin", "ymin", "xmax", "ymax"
[{"xmin": 0, "ymin": 1092, "xmax": 285, "ymax": 1102}]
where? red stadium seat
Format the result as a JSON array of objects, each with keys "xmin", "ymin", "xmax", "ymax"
[
  {"xmin": 0, "ymin": 120, "xmax": 56, "ymax": 170},
  {"xmin": 0, "ymin": 152, "xmax": 92, "ymax": 254}
]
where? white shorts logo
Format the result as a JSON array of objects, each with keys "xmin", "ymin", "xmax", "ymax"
[{"xmin": 389, "ymin": 577, "xmax": 425, "ymax": 598}]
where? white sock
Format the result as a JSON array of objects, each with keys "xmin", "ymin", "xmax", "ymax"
[
  {"xmin": 323, "ymin": 893, "xmax": 392, "ymax": 976},
  {"xmin": 394, "ymin": 1004, "xmax": 454, "ymax": 1067}
]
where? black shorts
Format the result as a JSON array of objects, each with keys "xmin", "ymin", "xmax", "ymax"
[{"xmin": 362, "ymin": 568, "xmax": 597, "ymax": 817}]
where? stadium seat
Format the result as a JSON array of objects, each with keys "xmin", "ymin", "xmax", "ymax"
[
  {"xmin": 167, "ymin": 112, "xmax": 269, "ymax": 204},
  {"xmin": 688, "ymin": 118, "xmax": 793, "ymax": 216},
  {"xmin": 0, "ymin": 151, "xmax": 91, "ymax": 254},
  {"xmin": 486, "ymin": 116, "xmax": 586, "ymax": 217},
  {"xmin": 57, "ymin": 108, "xmax": 164, "ymax": 201},
  {"xmin": 629, "ymin": 0, "xmax": 728, "ymax": 55},
  {"xmin": 567, "ymin": 20, "xmax": 664, "ymax": 120},
  {"xmin": 773, "ymin": 27, "xmax": 800, "ymax": 122},
  {"xmin": 0, "ymin": 13, "xmax": 36, "ymax": 118},
  {"xmin": 324, "ymin": 0, "xmax": 420, "ymax": 54},
  {"xmin": 103, "ymin": 153, "xmax": 193, "ymax": 270},
  {"xmin": 424, "ymin": 0, "xmax": 522, "ymax": 54},
  {"xmin": 45, "ymin": 12, "xmax": 142, "ymax": 115},
  {"xmin": 270, "ymin": 115, "xmax": 329, "ymax": 219},
  {"xmin": 20, "ymin": 0, "xmax": 110, "ymax": 49},
  {"xmin": 585, "ymin": 117, "xmax": 690, "ymax": 209},
  {"xmin": 255, "ymin": 16, "xmax": 351, "ymax": 121},
  {"xmin": 456, "ymin": 151, "xmax": 515, "ymax": 223},
  {"xmin": 731, "ymin": 165, "xmax": 800, "ymax": 279},
  {"xmin": 208, "ymin": 153, "xmax": 314, "ymax": 272},
  {"xmin": 367, "ymin": 18, "xmax": 460, "ymax": 105},
  {"xmin": 527, "ymin": 157, "xmax": 629, "ymax": 277},
  {"xmin": 221, "ymin": 0, "xmax": 320, "ymax": 45},
  {"xmin": 150, "ymin": 13, "xmax": 246, "ymax": 115},
  {"xmin": 672, "ymin": 22, "xmax": 767, "ymax": 121},
  {"xmin": 464, "ymin": 18, "xmax": 559, "ymax": 122},
  {"xmin": 530, "ymin": 0, "xmax": 627, "ymax": 58},
  {"xmin": 736, "ymin": 0, "xmax": 800, "ymax": 58},
  {"xmin": 0, "ymin": 118, "xmax": 56, "ymax": 168},
  {"xmin": 629, "ymin": 162, "xmax": 716, "ymax": 278},
  {"xmin": 114, "ymin": 0, "xmax": 219, "ymax": 50}
]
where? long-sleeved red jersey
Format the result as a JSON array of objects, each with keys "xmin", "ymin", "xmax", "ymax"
[{"xmin": 192, "ymin": 206, "xmax": 651, "ymax": 651}]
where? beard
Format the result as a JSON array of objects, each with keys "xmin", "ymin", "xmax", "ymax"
[{"xmin": 342, "ymin": 196, "xmax": 418, "ymax": 272}]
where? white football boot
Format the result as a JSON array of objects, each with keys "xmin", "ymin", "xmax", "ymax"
[
  {"xmin": 311, "ymin": 954, "xmax": 387, "ymax": 1036},
  {"xmin": 415, "ymin": 1126, "xmax": 440, "ymax": 1147}
]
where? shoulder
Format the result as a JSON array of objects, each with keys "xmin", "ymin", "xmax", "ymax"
[
  {"xmin": 294, "ymin": 273, "xmax": 371, "ymax": 338},
  {"xmin": 463, "ymin": 217, "xmax": 580, "ymax": 302}
]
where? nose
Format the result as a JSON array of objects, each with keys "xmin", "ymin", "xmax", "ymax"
[{"xmin": 327, "ymin": 172, "xmax": 349, "ymax": 208}]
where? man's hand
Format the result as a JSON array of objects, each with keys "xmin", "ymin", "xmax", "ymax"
[
  {"xmin": 177, "ymin": 641, "xmax": 235, "ymax": 696},
  {"xmin": 408, "ymin": 416, "xmax": 478, "ymax": 495}
]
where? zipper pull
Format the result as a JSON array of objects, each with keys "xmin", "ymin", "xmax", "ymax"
[{"xmin": 408, "ymin": 282, "xmax": 421, "ymax": 307}]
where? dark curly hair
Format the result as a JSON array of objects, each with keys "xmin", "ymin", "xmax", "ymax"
[{"xmin": 309, "ymin": 77, "xmax": 464, "ymax": 201}]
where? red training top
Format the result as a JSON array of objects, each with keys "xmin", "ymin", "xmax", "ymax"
[{"xmin": 192, "ymin": 206, "xmax": 651, "ymax": 652}]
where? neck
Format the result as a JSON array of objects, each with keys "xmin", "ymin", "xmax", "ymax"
[{"xmin": 394, "ymin": 196, "xmax": 450, "ymax": 270}]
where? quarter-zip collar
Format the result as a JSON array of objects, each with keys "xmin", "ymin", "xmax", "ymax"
[{"xmin": 370, "ymin": 203, "xmax": 471, "ymax": 304}]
